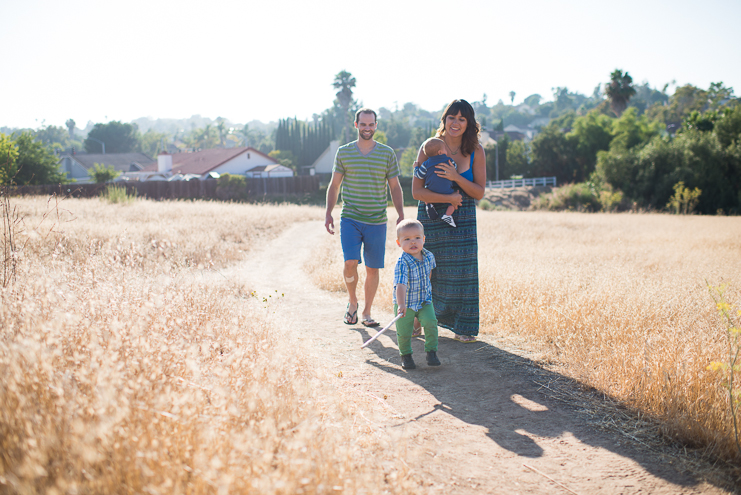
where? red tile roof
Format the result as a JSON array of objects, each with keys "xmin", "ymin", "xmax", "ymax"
[{"xmin": 141, "ymin": 147, "xmax": 277, "ymax": 175}]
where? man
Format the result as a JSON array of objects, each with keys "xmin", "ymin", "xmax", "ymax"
[{"xmin": 325, "ymin": 108, "xmax": 404, "ymax": 327}]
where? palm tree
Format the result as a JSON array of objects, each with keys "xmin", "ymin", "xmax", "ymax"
[
  {"xmin": 65, "ymin": 119, "xmax": 76, "ymax": 140},
  {"xmin": 215, "ymin": 117, "xmax": 227, "ymax": 147},
  {"xmin": 333, "ymin": 70, "xmax": 356, "ymax": 140},
  {"xmin": 605, "ymin": 70, "xmax": 636, "ymax": 117}
]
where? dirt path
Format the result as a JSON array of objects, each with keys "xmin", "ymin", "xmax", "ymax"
[{"xmin": 220, "ymin": 221, "xmax": 731, "ymax": 494}]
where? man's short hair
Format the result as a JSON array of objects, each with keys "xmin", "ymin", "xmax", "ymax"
[
  {"xmin": 354, "ymin": 108, "xmax": 377, "ymax": 123},
  {"xmin": 396, "ymin": 218, "xmax": 424, "ymax": 238}
]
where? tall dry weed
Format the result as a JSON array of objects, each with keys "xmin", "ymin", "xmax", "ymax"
[{"xmin": 1, "ymin": 197, "xmax": 420, "ymax": 494}]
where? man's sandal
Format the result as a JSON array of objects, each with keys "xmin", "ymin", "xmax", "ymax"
[
  {"xmin": 412, "ymin": 327, "xmax": 423, "ymax": 337},
  {"xmin": 361, "ymin": 318, "xmax": 380, "ymax": 328},
  {"xmin": 344, "ymin": 304, "xmax": 358, "ymax": 325},
  {"xmin": 454, "ymin": 334, "xmax": 477, "ymax": 343}
]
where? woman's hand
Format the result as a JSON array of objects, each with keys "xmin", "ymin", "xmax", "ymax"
[
  {"xmin": 434, "ymin": 160, "xmax": 460, "ymax": 182},
  {"xmin": 448, "ymin": 191, "xmax": 463, "ymax": 208}
]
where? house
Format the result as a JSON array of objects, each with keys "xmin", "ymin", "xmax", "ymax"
[
  {"xmin": 310, "ymin": 140, "xmax": 340, "ymax": 176},
  {"xmin": 245, "ymin": 164, "xmax": 294, "ymax": 178},
  {"xmin": 133, "ymin": 147, "xmax": 287, "ymax": 181},
  {"xmin": 503, "ymin": 124, "xmax": 537, "ymax": 141},
  {"xmin": 58, "ymin": 152, "xmax": 156, "ymax": 183},
  {"xmin": 479, "ymin": 131, "xmax": 497, "ymax": 148}
]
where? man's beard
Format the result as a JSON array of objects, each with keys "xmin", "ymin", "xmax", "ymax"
[{"xmin": 358, "ymin": 129, "xmax": 375, "ymax": 141}]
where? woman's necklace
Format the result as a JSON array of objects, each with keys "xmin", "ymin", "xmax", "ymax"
[{"xmin": 444, "ymin": 138, "xmax": 461, "ymax": 155}]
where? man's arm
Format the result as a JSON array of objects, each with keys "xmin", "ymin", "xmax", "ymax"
[
  {"xmin": 325, "ymin": 171, "xmax": 344, "ymax": 234},
  {"xmin": 388, "ymin": 176, "xmax": 404, "ymax": 225}
]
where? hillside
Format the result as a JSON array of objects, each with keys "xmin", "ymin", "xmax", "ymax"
[{"xmin": 482, "ymin": 185, "xmax": 553, "ymax": 211}]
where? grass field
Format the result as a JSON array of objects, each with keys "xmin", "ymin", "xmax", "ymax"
[
  {"xmin": 0, "ymin": 197, "xmax": 421, "ymax": 494},
  {"xmin": 309, "ymin": 206, "xmax": 741, "ymax": 463}
]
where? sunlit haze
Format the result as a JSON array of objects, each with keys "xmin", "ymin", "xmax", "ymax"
[{"xmin": 2, "ymin": 0, "xmax": 740, "ymax": 129}]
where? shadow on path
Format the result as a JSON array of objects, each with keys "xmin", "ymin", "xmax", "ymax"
[{"xmin": 354, "ymin": 324, "xmax": 705, "ymax": 489}]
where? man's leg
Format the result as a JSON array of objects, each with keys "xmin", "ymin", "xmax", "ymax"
[
  {"xmin": 358, "ymin": 220, "xmax": 386, "ymax": 324},
  {"xmin": 344, "ymin": 260, "xmax": 359, "ymax": 316},
  {"xmin": 362, "ymin": 266, "xmax": 379, "ymax": 322},
  {"xmin": 339, "ymin": 218, "xmax": 363, "ymax": 322}
]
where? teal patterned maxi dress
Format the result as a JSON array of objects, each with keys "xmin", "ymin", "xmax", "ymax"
[{"xmin": 416, "ymin": 161, "xmax": 479, "ymax": 337}]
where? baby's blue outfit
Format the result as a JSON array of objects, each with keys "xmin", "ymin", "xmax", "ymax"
[{"xmin": 414, "ymin": 155, "xmax": 457, "ymax": 194}]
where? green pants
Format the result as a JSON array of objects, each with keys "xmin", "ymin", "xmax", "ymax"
[{"xmin": 393, "ymin": 301, "xmax": 438, "ymax": 356}]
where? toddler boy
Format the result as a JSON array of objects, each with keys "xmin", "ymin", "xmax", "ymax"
[
  {"xmin": 414, "ymin": 137, "xmax": 458, "ymax": 227},
  {"xmin": 393, "ymin": 219, "xmax": 441, "ymax": 369}
]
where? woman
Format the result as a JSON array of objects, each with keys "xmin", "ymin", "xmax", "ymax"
[{"xmin": 411, "ymin": 99, "xmax": 486, "ymax": 342}]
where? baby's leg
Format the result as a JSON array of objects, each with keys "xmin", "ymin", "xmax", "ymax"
[
  {"xmin": 425, "ymin": 203, "xmax": 439, "ymax": 220},
  {"xmin": 445, "ymin": 204, "xmax": 455, "ymax": 216},
  {"xmin": 417, "ymin": 304, "xmax": 438, "ymax": 353},
  {"xmin": 394, "ymin": 305, "xmax": 417, "ymax": 356}
]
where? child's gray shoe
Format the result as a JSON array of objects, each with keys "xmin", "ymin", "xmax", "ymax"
[
  {"xmin": 401, "ymin": 354, "xmax": 416, "ymax": 370},
  {"xmin": 426, "ymin": 351, "xmax": 441, "ymax": 366},
  {"xmin": 441, "ymin": 214, "xmax": 456, "ymax": 228}
]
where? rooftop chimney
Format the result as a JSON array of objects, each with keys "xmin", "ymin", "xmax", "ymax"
[{"xmin": 157, "ymin": 152, "xmax": 172, "ymax": 174}]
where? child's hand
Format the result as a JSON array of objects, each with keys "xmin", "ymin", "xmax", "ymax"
[{"xmin": 397, "ymin": 307, "xmax": 407, "ymax": 317}]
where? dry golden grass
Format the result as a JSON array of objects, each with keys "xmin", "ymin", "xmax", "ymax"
[
  {"xmin": 313, "ymin": 206, "xmax": 741, "ymax": 463},
  {"xmin": 1, "ymin": 197, "xmax": 420, "ymax": 494}
]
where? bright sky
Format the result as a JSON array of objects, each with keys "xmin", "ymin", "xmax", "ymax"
[{"xmin": 2, "ymin": 0, "xmax": 740, "ymax": 130}]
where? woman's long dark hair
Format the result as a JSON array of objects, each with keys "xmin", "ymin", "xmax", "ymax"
[{"xmin": 436, "ymin": 99, "xmax": 480, "ymax": 157}]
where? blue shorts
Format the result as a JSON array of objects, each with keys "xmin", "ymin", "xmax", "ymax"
[{"xmin": 340, "ymin": 217, "xmax": 387, "ymax": 269}]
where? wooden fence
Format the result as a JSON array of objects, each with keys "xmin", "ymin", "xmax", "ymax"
[
  {"xmin": 486, "ymin": 176, "xmax": 557, "ymax": 189},
  {"xmin": 7, "ymin": 176, "xmax": 321, "ymax": 201}
]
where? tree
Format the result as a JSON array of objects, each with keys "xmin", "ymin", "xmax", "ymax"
[
  {"xmin": 398, "ymin": 147, "xmax": 418, "ymax": 177},
  {"xmin": 566, "ymin": 111, "xmax": 614, "ymax": 179},
  {"xmin": 0, "ymin": 134, "xmax": 20, "ymax": 185},
  {"xmin": 384, "ymin": 117, "xmax": 412, "ymax": 149},
  {"xmin": 707, "ymin": 82, "xmax": 735, "ymax": 111},
  {"xmin": 524, "ymin": 94, "xmax": 542, "ymax": 107},
  {"xmin": 647, "ymin": 84, "xmax": 708, "ymax": 127},
  {"xmin": 268, "ymin": 150, "xmax": 296, "ymax": 170},
  {"xmin": 509, "ymin": 91, "xmax": 516, "ymax": 104},
  {"xmin": 35, "ymin": 125, "xmax": 69, "ymax": 150},
  {"xmin": 332, "ymin": 70, "xmax": 356, "ymax": 142},
  {"xmin": 594, "ymin": 108, "xmax": 741, "ymax": 214},
  {"xmin": 91, "ymin": 163, "xmax": 120, "ymax": 183},
  {"xmin": 715, "ymin": 105, "xmax": 741, "ymax": 148},
  {"xmin": 11, "ymin": 132, "xmax": 68, "ymax": 185},
  {"xmin": 65, "ymin": 119, "xmax": 76, "ymax": 140},
  {"xmin": 506, "ymin": 140, "xmax": 531, "ymax": 178},
  {"xmin": 85, "ymin": 121, "xmax": 141, "ymax": 153},
  {"xmin": 605, "ymin": 69, "xmax": 636, "ymax": 118},
  {"xmin": 184, "ymin": 125, "xmax": 219, "ymax": 150},
  {"xmin": 140, "ymin": 129, "xmax": 169, "ymax": 157},
  {"xmin": 215, "ymin": 117, "xmax": 228, "ymax": 147}
]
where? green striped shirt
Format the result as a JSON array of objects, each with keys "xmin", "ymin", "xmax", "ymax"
[{"xmin": 333, "ymin": 140, "xmax": 400, "ymax": 225}]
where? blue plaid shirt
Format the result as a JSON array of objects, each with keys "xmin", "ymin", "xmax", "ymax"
[{"xmin": 393, "ymin": 249, "xmax": 436, "ymax": 311}]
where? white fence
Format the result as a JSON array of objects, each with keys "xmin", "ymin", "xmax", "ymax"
[{"xmin": 486, "ymin": 176, "xmax": 557, "ymax": 189}]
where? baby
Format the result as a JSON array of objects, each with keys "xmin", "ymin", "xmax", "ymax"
[{"xmin": 414, "ymin": 137, "xmax": 458, "ymax": 227}]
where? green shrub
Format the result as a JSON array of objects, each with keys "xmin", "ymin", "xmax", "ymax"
[
  {"xmin": 666, "ymin": 181, "xmax": 701, "ymax": 214},
  {"xmin": 477, "ymin": 199, "xmax": 494, "ymax": 211},
  {"xmin": 91, "ymin": 163, "xmax": 120, "ymax": 183},
  {"xmin": 101, "ymin": 184, "xmax": 136, "ymax": 204},
  {"xmin": 530, "ymin": 183, "xmax": 602, "ymax": 212},
  {"xmin": 216, "ymin": 173, "xmax": 249, "ymax": 201}
]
